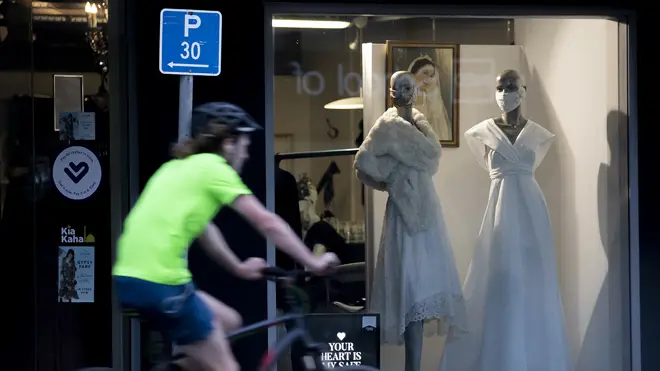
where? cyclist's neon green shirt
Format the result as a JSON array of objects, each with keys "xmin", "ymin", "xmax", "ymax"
[{"xmin": 112, "ymin": 153, "xmax": 252, "ymax": 285}]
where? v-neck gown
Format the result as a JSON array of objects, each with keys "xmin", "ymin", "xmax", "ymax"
[{"xmin": 438, "ymin": 119, "xmax": 573, "ymax": 371}]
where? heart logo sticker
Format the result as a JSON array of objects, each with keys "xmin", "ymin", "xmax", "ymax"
[
  {"xmin": 336, "ymin": 332, "xmax": 346, "ymax": 341},
  {"xmin": 53, "ymin": 146, "xmax": 102, "ymax": 200},
  {"xmin": 64, "ymin": 161, "xmax": 90, "ymax": 184}
]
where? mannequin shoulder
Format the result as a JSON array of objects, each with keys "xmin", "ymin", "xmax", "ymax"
[
  {"xmin": 464, "ymin": 119, "xmax": 493, "ymax": 137},
  {"xmin": 526, "ymin": 120, "xmax": 555, "ymax": 139}
]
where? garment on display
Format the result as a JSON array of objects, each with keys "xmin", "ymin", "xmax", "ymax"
[
  {"xmin": 354, "ymin": 72, "xmax": 467, "ymax": 359},
  {"xmin": 439, "ymin": 70, "xmax": 573, "ymax": 371},
  {"xmin": 316, "ymin": 161, "xmax": 341, "ymax": 214}
]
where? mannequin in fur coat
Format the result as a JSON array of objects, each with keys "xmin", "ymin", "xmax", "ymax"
[{"xmin": 354, "ymin": 72, "xmax": 467, "ymax": 371}]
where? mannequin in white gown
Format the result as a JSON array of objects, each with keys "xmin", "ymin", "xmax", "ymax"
[
  {"xmin": 438, "ymin": 70, "xmax": 573, "ymax": 371},
  {"xmin": 356, "ymin": 72, "xmax": 466, "ymax": 371}
]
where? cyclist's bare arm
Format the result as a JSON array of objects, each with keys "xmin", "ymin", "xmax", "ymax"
[
  {"xmin": 231, "ymin": 194, "xmax": 318, "ymax": 268},
  {"xmin": 198, "ymin": 223, "xmax": 244, "ymax": 274}
]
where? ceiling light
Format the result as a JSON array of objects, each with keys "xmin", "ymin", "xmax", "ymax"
[
  {"xmin": 324, "ymin": 97, "xmax": 363, "ymax": 110},
  {"xmin": 272, "ymin": 19, "xmax": 351, "ymax": 29}
]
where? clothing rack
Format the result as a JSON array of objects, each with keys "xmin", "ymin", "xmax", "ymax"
[{"xmin": 275, "ymin": 148, "xmax": 358, "ymax": 164}]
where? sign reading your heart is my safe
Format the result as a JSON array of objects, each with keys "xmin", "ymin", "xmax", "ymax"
[
  {"xmin": 53, "ymin": 145, "xmax": 102, "ymax": 200},
  {"xmin": 319, "ymin": 331, "xmax": 363, "ymax": 368},
  {"xmin": 305, "ymin": 313, "xmax": 380, "ymax": 369}
]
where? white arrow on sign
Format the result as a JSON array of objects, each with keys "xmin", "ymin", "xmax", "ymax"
[{"xmin": 167, "ymin": 62, "xmax": 210, "ymax": 68}]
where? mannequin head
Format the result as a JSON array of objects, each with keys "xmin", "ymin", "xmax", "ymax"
[
  {"xmin": 495, "ymin": 69, "xmax": 526, "ymax": 113},
  {"xmin": 408, "ymin": 56, "xmax": 438, "ymax": 92},
  {"xmin": 390, "ymin": 71, "xmax": 418, "ymax": 107}
]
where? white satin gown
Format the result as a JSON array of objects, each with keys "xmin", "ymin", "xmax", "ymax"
[{"xmin": 438, "ymin": 119, "xmax": 573, "ymax": 371}]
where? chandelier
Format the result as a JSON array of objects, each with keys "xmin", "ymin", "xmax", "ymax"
[{"xmin": 85, "ymin": 0, "xmax": 109, "ymax": 76}]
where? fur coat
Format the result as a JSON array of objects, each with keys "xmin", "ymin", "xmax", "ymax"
[{"xmin": 354, "ymin": 108, "xmax": 441, "ymax": 234}]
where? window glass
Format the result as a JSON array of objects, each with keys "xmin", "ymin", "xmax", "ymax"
[
  {"xmin": 271, "ymin": 13, "xmax": 628, "ymax": 371},
  {"xmin": 1, "ymin": 0, "xmax": 113, "ymax": 368}
]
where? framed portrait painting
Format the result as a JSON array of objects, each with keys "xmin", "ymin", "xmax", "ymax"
[{"xmin": 386, "ymin": 41, "xmax": 460, "ymax": 147}]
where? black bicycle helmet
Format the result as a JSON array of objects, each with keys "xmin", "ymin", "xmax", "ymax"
[{"xmin": 191, "ymin": 102, "xmax": 262, "ymax": 137}]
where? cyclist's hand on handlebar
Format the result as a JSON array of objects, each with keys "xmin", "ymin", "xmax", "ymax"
[
  {"xmin": 308, "ymin": 252, "xmax": 340, "ymax": 276},
  {"xmin": 236, "ymin": 257, "xmax": 268, "ymax": 280}
]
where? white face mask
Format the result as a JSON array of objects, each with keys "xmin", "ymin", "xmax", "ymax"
[{"xmin": 496, "ymin": 87, "xmax": 525, "ymax": 113}]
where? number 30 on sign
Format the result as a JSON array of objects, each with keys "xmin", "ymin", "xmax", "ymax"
[{"xmin": 159, "ymin": 8, "xmax": 222, "ymax": 76}]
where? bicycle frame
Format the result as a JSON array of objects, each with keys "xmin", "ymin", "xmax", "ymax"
[{"xmin": 225, "ymin": 277, "xmax": 325, "ymax": 371}]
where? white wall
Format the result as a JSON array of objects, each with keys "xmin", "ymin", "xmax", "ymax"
[{"xmin": 515, "ymin": 18, "xmax": 624, "ymax": 371}]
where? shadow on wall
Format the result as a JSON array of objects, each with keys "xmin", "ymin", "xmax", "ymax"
[
  {"xmin": 523, "ymin": 49, "xmax": 626, "ymax": 371},
  {"xmin": 520, "ymin": 58, "xmax": 580, "ymax": 363},
  {"xmin": 576, "ymin": 110, "xmax": 628, "ymax": 371}
]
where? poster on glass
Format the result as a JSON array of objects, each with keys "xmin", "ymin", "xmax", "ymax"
[
  {"xmin": 58, "ymin": 245, "xmax": 95, "ymax": 303},
  {"xmin": 386, "ymin": 41, "xmax": 460, "ymax": 147}
]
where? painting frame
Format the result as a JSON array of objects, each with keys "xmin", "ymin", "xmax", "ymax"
[{"xmin": 386, "ymin": 41, "xmax": 460, "ymax": 147}]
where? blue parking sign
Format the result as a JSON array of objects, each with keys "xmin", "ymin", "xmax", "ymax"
[{"xmin": 159, "ymin": 8, "xmax": 222, "ymax": 76}]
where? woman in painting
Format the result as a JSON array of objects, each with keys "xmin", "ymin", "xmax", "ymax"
[
  {"xmin": 59, "ymin": 249, "xmax": 79, "ymax": 302},
  {"xmin": 408, "ymin": 55, "xmax": 452, "ymax": 141}
]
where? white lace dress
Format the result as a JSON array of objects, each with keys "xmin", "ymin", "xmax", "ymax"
[
  {"xmin": 438, "ymin": 119, "xmax": 573, "ymax": 371},
  {"xmin": 370, "ymin": 166, "xmax": 467, "ymax": 345}
]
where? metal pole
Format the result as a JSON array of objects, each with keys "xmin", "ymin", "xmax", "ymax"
[
  {"xmin": 178, "ymin": 75, "xmax": 194, "ymax": 141},
  {"xmin": 171, "ymin": 74, "xmax": 194, "ymax": 359}
]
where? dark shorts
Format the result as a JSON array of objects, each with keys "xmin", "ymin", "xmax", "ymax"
[{"xmin": 113, "ymin": 276, "xmax": 214, "ymax": 345}]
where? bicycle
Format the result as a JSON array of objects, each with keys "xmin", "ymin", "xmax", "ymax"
[
  {"xmin": 79, "ymin": 266, "xmax": 380, "ymax": 371},
  {"xmin": 240, "ymin": 266, "xmax": 380, "ymax": 371}
]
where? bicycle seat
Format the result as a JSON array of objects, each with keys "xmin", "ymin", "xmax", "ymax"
[{"xmin": 122, "ymin": 307, "xmax": 149, "ymax": 321}]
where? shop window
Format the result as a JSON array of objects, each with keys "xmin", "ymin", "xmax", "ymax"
[
  {"xmin": 0, "ymin": 0, "xmax": 112, "ymax": 369},
  {"xmin": 271, "ymin": 12, "xmax": 629, "ymax": 371}
]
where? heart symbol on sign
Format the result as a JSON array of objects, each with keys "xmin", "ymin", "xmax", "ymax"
[
  {"xmin": 64, "ymin": 161, "xmax": 90, "ymax": 184},
  {"xmin": 336, "ymin": 332, "xmax": 346, "ymax": 341}
]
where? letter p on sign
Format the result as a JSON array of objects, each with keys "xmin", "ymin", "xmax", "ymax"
[{"xmin": 184, "ymin": 14, "xmax": 201, "ymax": 37}]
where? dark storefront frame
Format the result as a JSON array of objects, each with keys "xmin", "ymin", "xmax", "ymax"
[
  {"xmin": 263, "ymin": 4, "xmax": 637, "ymax": 371},
  {"xmin": 107, "ymin": 2, "xmax": 638, "ymax": 370},
  {"xmin": 108, "ymin": 0, "xmax": 140, "ymax": 368}
]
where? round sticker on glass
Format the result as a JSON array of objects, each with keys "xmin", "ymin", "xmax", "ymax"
[{"xmin": 52, "ymin": 146, "xmax": 102, "ymax": 200}]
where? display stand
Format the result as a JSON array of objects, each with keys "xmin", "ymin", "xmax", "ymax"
[{"xmin": 360, "ymin": 43, "xmax": 388, "ymax": 309}]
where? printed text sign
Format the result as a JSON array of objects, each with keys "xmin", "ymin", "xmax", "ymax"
[
  {"xmin": 305, "ymin": 313, "xmax": 380, "ymax": 369},
  {"xmin": 159, "ymin": 8, "xmax": 222, "ymax": 76}
]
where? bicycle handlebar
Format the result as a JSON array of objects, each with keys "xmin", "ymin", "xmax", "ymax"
[{"xmin": 261, "ymin": 266, "xmax": 313, "ymax": 281}]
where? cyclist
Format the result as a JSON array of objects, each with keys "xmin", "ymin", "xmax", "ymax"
[{"xmin": 112, "ymin": 102, "xmax": 340, "ymax": 371}]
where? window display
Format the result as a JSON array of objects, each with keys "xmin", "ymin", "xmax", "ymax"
[
  {"xmin": 355, "ymin": 70, "xmax": 466, "ymax": 371},
  {"xmin": 438, "ymin": 69, "xmax": 573, "ymax": 371},
  {"xmin": 271, "ymin": 14, "xmax": 629, "ymax": 371}
]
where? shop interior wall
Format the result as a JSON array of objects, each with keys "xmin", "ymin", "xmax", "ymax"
[
  {"xmin": 274, "ymin": 18, "xmax": 510, "ymax": 223},
  {"xmin": 361, "ymin": 19, "xmax": 625, "ymax": 371}
]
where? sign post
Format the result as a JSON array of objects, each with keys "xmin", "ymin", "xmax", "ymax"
[{"xmin": 159, "ymin": 8, "xmax": 222, "ymax": 141}]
